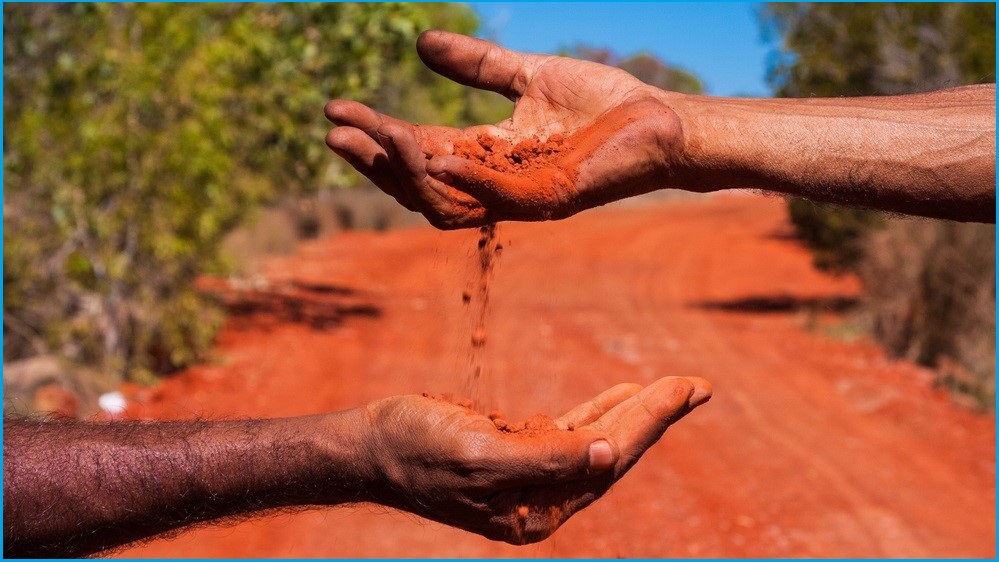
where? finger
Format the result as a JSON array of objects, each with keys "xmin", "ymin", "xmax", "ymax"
[
  {"xmin": 325, "ymin": 100, "xmax": 415, "ymax": 148},
  {"xmin": 327, "ymin": 99, "xmax": 471, "ymax": 159},
  {"xmin": 325, "ymin": 127, "xmax": 417, "ymax": 212},
  {"xmin": 379, "ymin": 122, "xmax": 438, "ymax": 213},
  {"xmin": 417, "ymin": 30, "xmax": 542, "ymax": 99},
  {"xmin": 379, "ymin": 122, "xmax": 426, "ymax": 185},
  {"xmin": 590, "ymin": 376, "xmax": 706, "ymax": 476},
  {"xmin": 326, "ymin": 99, "xmax": 464, "ymax": 157},
  {"xmin": 501, "ymin": 377, "xmax": 711, "ymax": 546},
  {"xmin": 379, "ymin": 127, "xmax": 496, "ymax": 229},
  {"xmin": 427, "ymin": 154, "xmax": 538, "ymax": 204},
  {"xmin": 422, "ymin": 177, "xmax": 491, "ymax": 230},
  {"xmin": 412, "ymin": 124, "xmax": 468, "ymax": 157},
  {"xmin": 429, "ymin": 154, "xmax": 575, "ymax": 221},
  {"xmin": 686, "ymin": 376, "xmax": 713, "ymax": 408},
  {"xmin": 324, "ymin": 99, "xmax": 384, "ymax": 132},
  {"xmin": 555, "ymin": 383, "xmax": 644, "ymax": 430},
  {"xmin": 487, "ymin": 427, "xmax": 620, "ymax": 489},
  {"xmin": 513, "ymin": 477, "xmax": 612, "ymax": 545}
]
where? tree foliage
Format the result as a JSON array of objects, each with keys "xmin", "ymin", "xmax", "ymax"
[
  {"xmin": 763, "ymin": 2, "xmax": 995, "ymax": 97},
  {"xmin": 565, "ymin": 45, "xmax": 704, "ymax": 95},
  {"xmin": 760, "ymin": 2, "xmax": 996, "ymax": 407},
  {"xmin": 3, "ymin": 2, "xmax": 494, "ymax": 382}
]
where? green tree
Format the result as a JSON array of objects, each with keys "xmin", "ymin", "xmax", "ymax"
[
  {"xmin": 764, "ymin": 2, "xmax": 995, "ymax": 97},
  {"xmin": 760, "ymin": 2, "xmax": 996, "ymax": 408},
  {"xmin": 565, "ymin": 45, "xmax": 704, "ymax": 95},
  {"xmin": 369, "ymin": 3, "xmax": 512, "ymax": 127},
  {"xmin": 3, "ymin": 3, "xmax": 479, "ymax": 383}
]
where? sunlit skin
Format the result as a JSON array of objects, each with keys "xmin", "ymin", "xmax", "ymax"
[
  {"xmin": 4, "ymin": 376, "xmax": 711, "ymax": 558},
  {"xmin": 326, "ymin": 30, "xmax": 995, "ymax": 227}
]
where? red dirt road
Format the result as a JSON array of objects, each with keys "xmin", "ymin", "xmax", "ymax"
[{"xmin": 117, "ymin": 193, "xmax": 995, "ymax": 558}]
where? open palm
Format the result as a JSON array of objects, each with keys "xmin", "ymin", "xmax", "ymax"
[{"xmin": 325, "ymin": 30, "xmax": 684, "ymax": 229}]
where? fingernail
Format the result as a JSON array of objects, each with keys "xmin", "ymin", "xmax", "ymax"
[
  {"xmin": 588, "ymin": 440, "xmax": 614, "ymax": 472},
  {"xmin": 688, "ymin": 378, "xmax": 713, "ymax": 407}
]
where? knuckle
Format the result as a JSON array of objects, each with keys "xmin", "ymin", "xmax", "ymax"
[{"xmin": 537, "ymin": 456, "xmax": 565, "ymax": 480}]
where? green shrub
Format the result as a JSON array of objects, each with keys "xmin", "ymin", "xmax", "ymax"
[
  {"xmin": 2, "ymin": 3, "xmax": 488, "ymax": 384},
  {"xmin": 786, "ymin": 198, "xmax": 884, "ymax": 273},
  {"xmin": 858, "ymin": 220, "xmax": 995, "ymax": 410}
]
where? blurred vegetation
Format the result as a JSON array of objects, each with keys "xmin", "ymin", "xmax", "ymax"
[
  {"xmin": 761, "ymin": 2, "xmax": 996, "ymax": 409},
  {"xmin": 3, "ymin": 2, "xmax": 510, "ymax": 386},
  {"xmin": 564, "ymin": 45, "xmax": 704, "ymax": 94}
]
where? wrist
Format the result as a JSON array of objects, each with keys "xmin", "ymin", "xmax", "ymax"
[
  {"xmin": 349, "ymin": 400, "xmax": 412, "ymax": 511},
  {"xmin": 304, "ymin": 408, "xmax": 382, "ymax": 505},
  {"xmin": 651, "ymin": 90, "xmax": 737, "ymax": 194},
  {"xmin": 643, "ymin": 88, "xmax": 726, "ymax": 195}
]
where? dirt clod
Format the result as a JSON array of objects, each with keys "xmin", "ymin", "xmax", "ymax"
[{"xmin": 471, "ymin": 327, "xmax": 487, "ymax": 347}]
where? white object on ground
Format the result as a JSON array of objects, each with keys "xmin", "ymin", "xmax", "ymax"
[{"xmin": 98, "ymin": 391, "xmax": 127, "ymax": 414}]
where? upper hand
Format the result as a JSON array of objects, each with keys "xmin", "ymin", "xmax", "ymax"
[
  {"xmin": 325, "ymin": 30, "xmax": 687, "ymax": 229},
  {"xmin": 360, "ymin": 376, "xmax": 711, "ymax": 544}
]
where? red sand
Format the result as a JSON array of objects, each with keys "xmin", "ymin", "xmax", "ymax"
[
  {"xmin": 453, "ymin": 134, "xmax": 566, "ymax": 173},
  {"xmin": 115, "ymin": 194, "xmax": 995, "ymax": 558}
]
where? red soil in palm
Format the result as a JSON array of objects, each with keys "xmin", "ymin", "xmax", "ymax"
[
  {"xmin": 452, "ymin": 133, "xmax": 566, "ymax": 173},
  {"xmin": 115, "ymin": 193, "xmax": 995, "ymax": 558}
]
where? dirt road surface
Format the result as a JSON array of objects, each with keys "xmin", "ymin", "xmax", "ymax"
[{"xmin": 117, "ymin": 193, "xmax": 995, "ymax": 558}]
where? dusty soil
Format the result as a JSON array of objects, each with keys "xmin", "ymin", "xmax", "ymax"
[
  {"xmin": 115, "ymin": 193, "xmax": 995, "ymax": 558},
  {"xmin": 452, "ymin": 133, "xmax": 566, "ymax": 173}
]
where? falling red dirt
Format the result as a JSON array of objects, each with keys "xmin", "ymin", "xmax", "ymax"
[{"xmin": 115, "ymin": 193, "xmax": 995, "ymax": 558}]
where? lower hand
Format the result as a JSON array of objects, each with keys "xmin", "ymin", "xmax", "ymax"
[{"xmin": 361, "ymin": 376, "xmax": 711, "ymax": 544}]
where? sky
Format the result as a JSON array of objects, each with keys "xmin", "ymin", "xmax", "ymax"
[{"xmin": 468, "ymin": 2, "xmax": 775, "ymax": 97}]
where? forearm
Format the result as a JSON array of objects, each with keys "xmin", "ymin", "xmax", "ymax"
[
  {"xmin": 670, "ymin": 84, "xmax": 996, "ymax": 222},
  {"xmin": 3, "ymin": 413, "xmax": 374, "ymax": 558}
]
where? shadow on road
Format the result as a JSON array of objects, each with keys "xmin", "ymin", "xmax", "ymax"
[
  {"xmin": 688, "ymin": 294, "xmax": 858, "ymax": 314},
  {"xmin": 200, "ymin": 278, "xmax": 381, "ymax": 330}
]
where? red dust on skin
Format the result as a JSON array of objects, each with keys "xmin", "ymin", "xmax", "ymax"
[
  {"xmin": 488, "ymin": 411, "xmax": 562, "ymax": 435},
  {"xmin": 449, "ymin": 133, "xmax": 575, "ymax": 221},
  {"xmin": 418, "ymin": 392, "xmax": 576, "ymax": 544},
  {"xmin": 429, "ymin": 396, "xmax": 563, "ymax": 437},
  {"xmin": 426, "ymin": 390, "xmax": 585, "ymax": 543},
  {"xmin": 443, "ymin": 103, "xmax": 658, "ymax": 222}
]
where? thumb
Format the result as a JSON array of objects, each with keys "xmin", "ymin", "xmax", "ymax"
[
  {"xmin": 492, "ymin": 428, "xmax": 619, "ymax": 488},
  {"xmin": 586, "ymin": 438, "xmax": 617, "ymax": 472},
  {"xmin": 417, "ymin": 30, "xmax": 537, "ymax": 99}
]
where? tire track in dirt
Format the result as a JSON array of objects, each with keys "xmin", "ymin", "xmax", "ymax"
[{"xmin": 649, "ymin": 203, "xmax": 899, "ymax": 555}]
